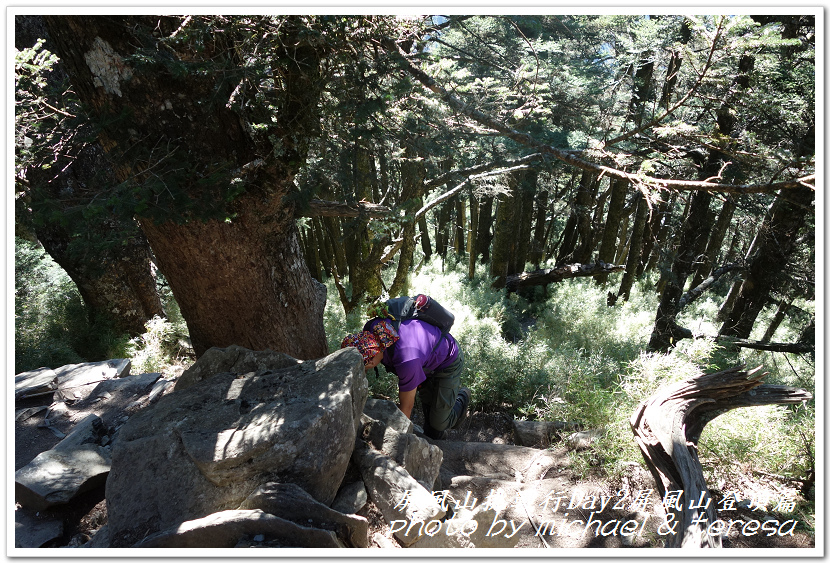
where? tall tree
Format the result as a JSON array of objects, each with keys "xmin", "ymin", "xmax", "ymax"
[
  {"xmin": 41, "ymin": 15, "xmax": 362, "ymax": 358},
  {"xmin": 16, "ymin": 16, "xmax": 165, "ymax": 338}
]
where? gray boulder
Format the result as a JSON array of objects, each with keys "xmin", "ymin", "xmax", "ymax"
[
  {"xmin": 362, "ymin": 414, "xmax": 443, "ymax": 491},
  {"xmin": 15, "ymin": 358, "xmax": 129, "ymax": 403},
  {"xmin": 566, "ymin": 429, "xmax": 605, "ymax": 450},
  {"xmin": 14, "ymin": 367, "xmax": 58, "ymax": 401},
  {"xmin": 353, "ymin": 440, "xmax": 445, "ymax": 547},
  {"xmin": 173, "ymin": 344, "xmax": 300, "ymax": 391},
  {"xmin": 14, "ymin": 509, "xmax": 64, "ymax": 548},
  {"xmin": 331, "ymin": 480, "xmax": 368, "ymax": 515},
  {"xmin": 105, "ymin": 346, "xmax": 368, "ymax": 547},
  {"xmin": 52, "ymin": 359, "xmax": 132, "ymax": 402},
  {"xmin": 512, "ymin": 420, "xmax": 581, "ymax": 448},
  {"xmin": 239, "ymin": 482, "xmax": 369, "ymax": 547},
  {"xmin": 133, "ymin": 509, "xmax": 344, "ymax": 548},
  {"xmin": 363, "ymin": 398, "xmax": 413, "ymax": 434},
  {"xmin": 15, "ymin": 414, "xmax": 111, "ymax": 511}
]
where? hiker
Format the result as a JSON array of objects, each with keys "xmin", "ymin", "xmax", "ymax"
[{"xmin": 341, "ymin": 316, "xmax": 470, "ymax": 440}]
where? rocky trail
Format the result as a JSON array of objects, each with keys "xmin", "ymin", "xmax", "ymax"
[{"xmin": 14, "ymin": 350, "xmax": 813, "ymax": 550}]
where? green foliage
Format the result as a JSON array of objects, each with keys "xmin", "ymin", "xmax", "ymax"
[
  {"xmin": 15, "ymin": 237, "xmax": 193, "ymax": 378},
  {"xmin": 324, "ymin": 254, "xmax": 814, "ymax": 512},
  {"xmin": 14, "ymin": 39, "xmax": 75, "ymax": 180},
  {"xmin": 124, "ymin": 315, "xmax": 192, "ymax": 377},
  {"xmin": 15, "ymin": 237, "xmax": 130, "ymax": 372}
]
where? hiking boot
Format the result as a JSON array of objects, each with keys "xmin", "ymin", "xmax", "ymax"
[{"xmin": 450, "ymin": 388, "xmax": 471, "ymax": 429}]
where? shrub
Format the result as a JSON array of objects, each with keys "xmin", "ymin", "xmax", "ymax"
[
  {"xmin": 125, "ymin": 315, "xmax": 192, "ymax": 377},
  {"xmin": 15, "ymin": 237, "xmax": 100, "ymax": 372}
]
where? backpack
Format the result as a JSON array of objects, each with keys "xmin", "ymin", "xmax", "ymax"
[
  {"xmin": 382, "ymin": 294, "xmax": 455, "ymax": 336},
  {"xmin": 367, "ymin": 294, "xmax": 455, "ymax": 362}
]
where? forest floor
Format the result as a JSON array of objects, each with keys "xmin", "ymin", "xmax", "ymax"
[
  {"xmin": 363, "ymin": 409, "xmax": 815, "ymax": 551},
  {"xmin": 18, "ymin": 400, "xmax": 814, "ymax": 550}
]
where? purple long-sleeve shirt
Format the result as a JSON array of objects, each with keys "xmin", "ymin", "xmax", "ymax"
[{"xmin": 365, "ymin": 318, "xmax": 459, "ymax": 392}]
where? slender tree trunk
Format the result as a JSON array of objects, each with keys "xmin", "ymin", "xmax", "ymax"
[
  {"xmin": 476, "ymin": 197, "xmax": 494, "ymax": 264},
  {"xmin": 436, "ymin": 204, "xmax": 452, "ymax": 260},
  {"xmin": 557, "ymin": 170, "xmax": 597, "ymax": 264},
  {"xmin": 344, "ymin": 142, "xmax": 384, "ymax": 303},
  {"xmin": 659, "ymin": 49, "xmax": 683, "ymax": 110},
  {"xmin": 595, "ymin": 178, "xmax": 628, "ymax": 284},
  {"xmin": 648, "ymin": 190, "xmax": 712, "ymax": 351},
  {"xmin": 643, "ymin": 192, "xmax": 677, "ymax": 275},
  {"xmin": 454, "ymin": 198, "xmax": 466, "ymax": 255},
  {"xmin": 717, "ymin": 280, "xmax": 742, "ymax": 322},
  {"xmin": 468, "ymin": 194, "xmax": 479, "ymax": 279},
  {"xmin": 389, "ymin": 146, "xmax": 425, "ymax": 297},
  {"xmin": 761, "ymin": 292, "xmax": 794, "ymax": 343},
  {"xmin": 720, "ymin": 187, "xmax": 814, "ymax": 339},
  {"xmin": 301, "ymin": 222, "xmax": 322, "ymax": 282},
  {"xmin": 322, "ymin": 217, "xmax": 349, "ymax": 279},
  {"xmin": 529, "ymin": 189, "xmax": 549, "ymax": 268},
  {"xmin": 419, "ymin": 216, "xmax": 432, "ymax": 261},
  {"xmin": 627, "ymin": 55, "xmax": 655, "ymax": 127},
  {"xmin": 690, "ymin": 196, "xmax": 738, "ymax": 289},
  {"xmin": 514, "ymin": 170, "xmax": 537, "ymax": 272},
  {"xmin": 315, "ymin": 218, "xmax": 333, "ymax": 278},
  {"xmin": 617, "ymin": 191, "xmax": 649, "ymax": 302}
]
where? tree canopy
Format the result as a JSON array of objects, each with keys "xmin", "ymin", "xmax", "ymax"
[{"xmin": 15, "ymin": 12, "xmax": 815, "ymax": 359}]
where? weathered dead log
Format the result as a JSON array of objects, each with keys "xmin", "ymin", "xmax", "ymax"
[
  {"xmin": 301, "ymin": 199, "xmax": 392, "ymax": 219},
  {"xmin": 504, "ymin": 262, "xmax": 625, "ymax": 292},
  {"xmin": 630, "ymin": 366, "xmax": 811, "ymax": 548},
  {"xmin": 714, "ymin": 336, "xmax": 814, "ymax": 355}
]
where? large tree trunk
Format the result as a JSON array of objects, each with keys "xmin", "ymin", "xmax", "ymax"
[
  {"xmin": 43, "ymin": 15, "xmax": 328, "ymax": 359},
  {"xmin": 631, "ymin": 366, "xmax": 811, "ymax": 548},
  {"xmin": 26, "ymin": 144, "xmax": 165, "ymax": 337},
  {"xmin": 141, "ymin": 197, "xmax": 326, "ymax": 358}
]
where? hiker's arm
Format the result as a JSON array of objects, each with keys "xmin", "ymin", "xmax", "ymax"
[{"xmin": 398, "ymin": 388, "xmax": 416, "ymax": 419}]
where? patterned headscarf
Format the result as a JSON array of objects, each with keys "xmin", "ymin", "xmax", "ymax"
[{"xmin": 340, "ymin": 320, "xmax": 400, "ymax": 366}]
